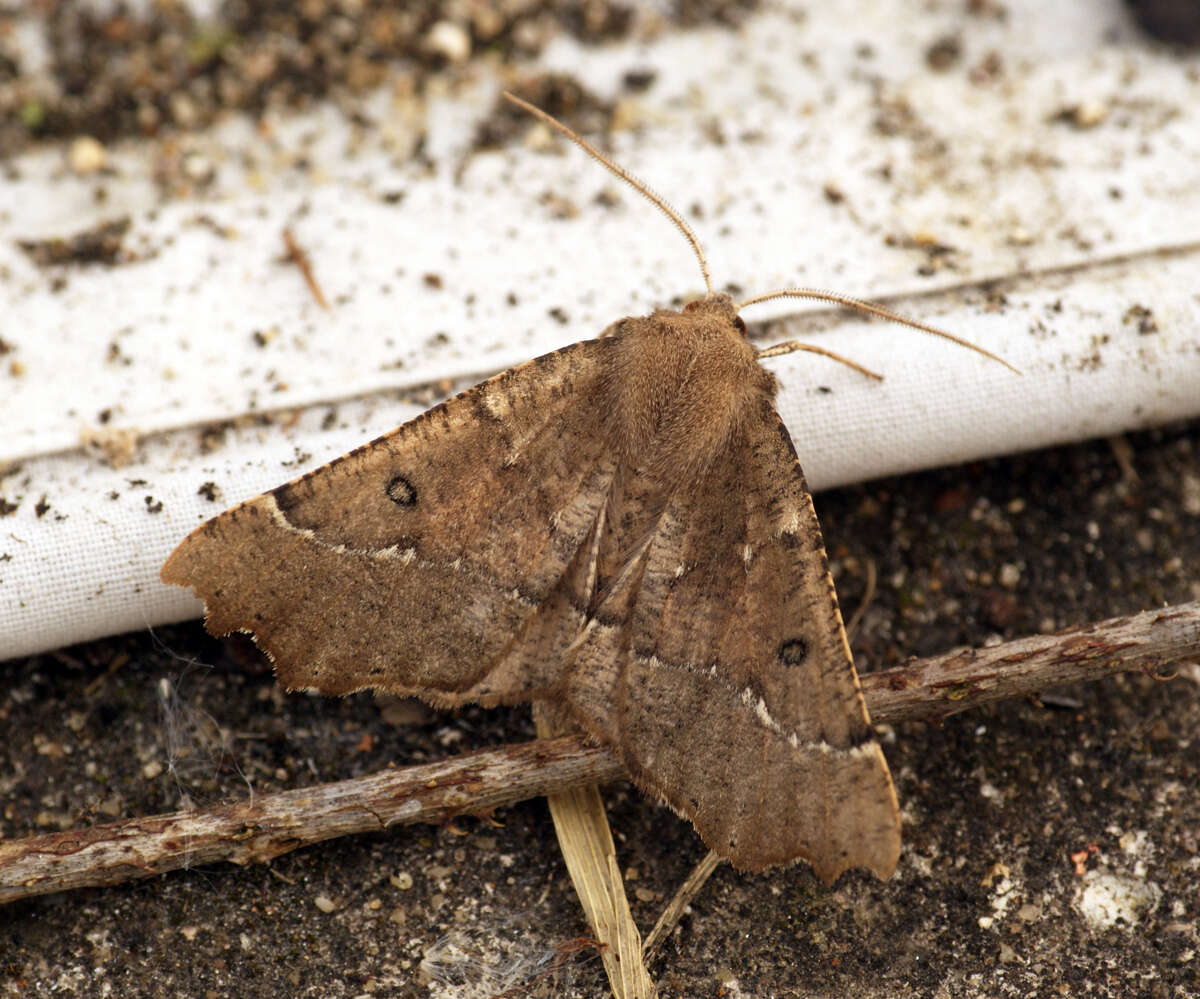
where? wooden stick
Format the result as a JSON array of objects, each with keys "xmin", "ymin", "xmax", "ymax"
[
  {"xmin": 0, "ymin": 736, "xmax": 619, "ymax": 905},
  {"xmin": 2, "ymin": 602, "xmax": 1196, "ymax": 906},
  {"xmin": 857, "ymin": 600, "xmax": 1196, "ymax": 721}
]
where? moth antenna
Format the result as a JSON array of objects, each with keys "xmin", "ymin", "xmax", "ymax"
[
  {"xmin": 502, "ymin": 91, "xmax": 713, "ymax": 296},
  {"xmin": 738, "ymin": 288, "xmax": 1020, "ymax": 374}
]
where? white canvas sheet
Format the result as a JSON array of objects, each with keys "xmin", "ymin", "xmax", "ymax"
[{"xmin": 2, "ymin": 0, "xmax": 1197, "ymax": 660}]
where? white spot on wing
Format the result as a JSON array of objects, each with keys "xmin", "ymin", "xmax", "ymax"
[
  {"xmin": 636, "ymin": 655, "xmax": 878, "ymax": 758},
  {"xmin": 483, "ymin": 388, "xmax": 507, "ymax": 418},
  {"xmin": 740, "ymin": 685, "xmax": 875, "ymax": 757},
  {"xmin": 371, "ymin": 545, "xmax": 418, "ymax": 563},
  {"xmin": 776, "ymin": 507, "xmax": 801, "ymax": 535},
  {"xmin": 265, "ymin": 494, "xmax": 487, "ymax": 582}
]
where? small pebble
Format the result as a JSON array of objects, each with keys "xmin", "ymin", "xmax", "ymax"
[
  {"xmin": 426, "ymin": 21, "xmax": 470, "ymax": 62},
  {"xmin": 1073, "ymin": 100, "xmax": 1107, "ymax": 128},
  {"xmin": 182, "ymin": 151, "xmax": 216, "ymax": 185},
  {"xmin": 68, "ymin": 136, "xmax": 106, "ymax": 174},
  {"xmin": 170, "ymin": 92, "xmax": 197, "ymax": 127}
]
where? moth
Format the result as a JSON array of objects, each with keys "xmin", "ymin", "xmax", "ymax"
[{"xmin": 163, "ymin": 94, "xmax": 1007, "ymax": 884}]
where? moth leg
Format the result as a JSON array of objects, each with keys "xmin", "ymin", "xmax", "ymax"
[{"xmin": 756, "ymin": 340, "xmax": 882, "ymax": 380}]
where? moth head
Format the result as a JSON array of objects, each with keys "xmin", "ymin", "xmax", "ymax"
[
  {"xmin": 602, "ymin": 295, "xmax": 778, "ymax": 486},
  {"xmin": 681, "ymin": 293, "xmax": 748, "ymax": 338}
]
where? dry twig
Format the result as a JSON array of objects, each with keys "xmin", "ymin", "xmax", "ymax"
[
  {"xmin": 643, "ymin": 849, "xmax": 723, "ymax": 960},
  {"xmin": 1, "ymin": 602, "xmax": 1196, "ymax": 906},
  {"xmin": 281, "ymin": 227, "xmax": 329, "ymax": 309}
]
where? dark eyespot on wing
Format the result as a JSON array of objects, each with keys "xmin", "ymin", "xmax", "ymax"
[
  {"xmin": 778, "ymin": 637, "xmax": 808, "ymax": 666},
  {"xmin": 385, "ymin": 474, "xmax": 417, "ymax": 507}
]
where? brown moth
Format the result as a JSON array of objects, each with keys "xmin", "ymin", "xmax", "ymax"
[{"xmin": 162, "ymin": 94, "xmax": 1006, "ymax": 883}]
